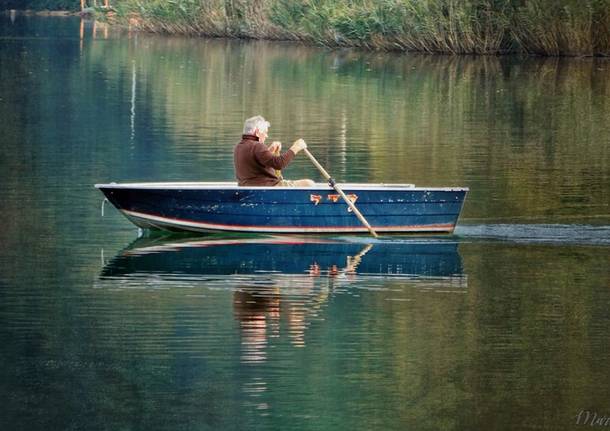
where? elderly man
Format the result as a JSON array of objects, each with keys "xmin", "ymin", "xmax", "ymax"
[{"xmin": 234, "ymin": 115, "xmax": 315, "ymax": 187}]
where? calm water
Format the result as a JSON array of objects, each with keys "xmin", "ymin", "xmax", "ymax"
[{"xmin": 1, "ymin": 15, "xmax": 609, "ymax": 431}]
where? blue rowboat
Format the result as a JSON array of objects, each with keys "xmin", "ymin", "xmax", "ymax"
[{"xmin": 95, "ymin": 182, "xmax": 468, "ymax": 234}]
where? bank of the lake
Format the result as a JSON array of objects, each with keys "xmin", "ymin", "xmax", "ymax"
[
  {"xmin": 5, "ymin": 1, "xmax": 609, "ymax": 56},
  {"xmin": 104, "ymin": 0, "xmax": 610, "ymax": 56}
]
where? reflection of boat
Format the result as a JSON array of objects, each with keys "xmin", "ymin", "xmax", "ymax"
[
  {"xmin": 97, "ymin": 235, "xmax": 466, "ymax": 358},
  {"xmin": 99, "ymin": 234, "xmax": 465, "ymax": 280},
  {"xmin": 95, "ymin": 182, "xmax": 468, "ymax": 234}
]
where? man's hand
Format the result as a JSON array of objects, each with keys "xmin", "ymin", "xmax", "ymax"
[
  {"xmin": 268, "ymin": 141, "xmax": 282, "ymax": 154},
  {"xmin": 290, "ymin": 138, "xmax": 307, "ymax": 154}
]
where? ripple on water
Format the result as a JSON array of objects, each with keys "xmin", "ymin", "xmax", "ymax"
[{"xmin": 455, "ymin": 223, "xmax": 610, "ymax": 246}]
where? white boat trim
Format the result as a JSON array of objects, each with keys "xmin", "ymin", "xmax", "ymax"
[{"xmin": 95, "ymin": 181, "xmax": 469, "ymax": 192}]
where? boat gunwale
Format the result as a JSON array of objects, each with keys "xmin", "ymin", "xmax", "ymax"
[{"xmin": 95, "ymin": 182, "xmax": 469, "ymax": 192}]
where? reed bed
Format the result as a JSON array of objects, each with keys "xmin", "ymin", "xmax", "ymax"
[{"xmin": 105, "ymin": 0, "xmax": 609, "ymax": 56}]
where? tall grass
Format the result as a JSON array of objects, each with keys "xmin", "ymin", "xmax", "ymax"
[
  {"xmin": 510, "ymin": 0, "xmax": 610, "ymax": 56},
  {"xmin": 108, "ymin": 0, "xmax": 609, "ymax": 56},
  {"xmin": 113, "ymin": 0, "xmax": 287, "ymax": 39}
]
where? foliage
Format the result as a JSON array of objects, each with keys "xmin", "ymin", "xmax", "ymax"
[
  {"xmin": 509, "ymin": 0, "xmax": 610, "ymax": 56},
  {"xmin": 18, "ymin": 0, "xmax": 608, "ymax": 55}
]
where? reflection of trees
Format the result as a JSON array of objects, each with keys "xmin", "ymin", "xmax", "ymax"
[
  {"xmin": 460, "ymin": 243, "xmax": 610, "ymax": 430},
  {"xmin": 86, "ymin": 37, "xmax": 610, "ymax": 222},
  {"xmin": 1, "ymin": 19, "xmax": 610, "ymax": 429},
  {"xmin": 2, "ymin": 239, "xmax": 608, "ymax": 429}
]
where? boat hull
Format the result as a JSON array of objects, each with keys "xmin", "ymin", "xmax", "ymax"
[{"xmin": 96, "ymin": 183, "xmax": 468, "ymax": 234}]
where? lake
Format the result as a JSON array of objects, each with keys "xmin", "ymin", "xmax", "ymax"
[{"xmin": 0, "ymin": 15, "xmax": 609, "ymax": 431}]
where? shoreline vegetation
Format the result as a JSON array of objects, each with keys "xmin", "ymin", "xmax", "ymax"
[{"xmin": 4, "ymin": 1, "xmax": 610, "ymax": 56}]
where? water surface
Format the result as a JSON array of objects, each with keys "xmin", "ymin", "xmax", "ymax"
[{"xmin": 0, "ymin": 15, "xmax": 609, "ymax": 431}]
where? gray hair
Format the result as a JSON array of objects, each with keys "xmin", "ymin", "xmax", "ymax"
[{"xmin": 243, "ymin": 115, "xmax": 270, "ymax": 135}]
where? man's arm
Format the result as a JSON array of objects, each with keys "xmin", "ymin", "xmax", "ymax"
[{"xmin": 254, "ymin": 142, "xmax": 295, "ymax": 170}]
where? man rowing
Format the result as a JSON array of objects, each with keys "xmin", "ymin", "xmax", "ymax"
[{"xmin": 234, "ymin": 115, "xmax": 315, "ymax": 187}]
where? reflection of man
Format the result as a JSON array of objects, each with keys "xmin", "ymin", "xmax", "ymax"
[
  {"xmin": 234, "ymin": 115, "xmax": 314, "ymax": 187},
  {"xmin": 232, "ymin": 279, "xmax": 320, "ymax": 355},
  {"xmin": 233, "ymin": 287, "xmax": 280, "ymax": 363}
]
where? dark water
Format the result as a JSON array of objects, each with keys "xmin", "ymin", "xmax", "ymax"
[{"xmin": 1, "ymin": 15, "xmax": 609, "ymax": 431}]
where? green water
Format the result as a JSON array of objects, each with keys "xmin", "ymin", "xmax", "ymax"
[{"xmin": 0, "ymin": 16, "xmax": 609, "ymax": 431}]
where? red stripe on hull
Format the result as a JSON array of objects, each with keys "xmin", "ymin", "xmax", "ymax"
[{"xmin": 121, "ymin": 209, "xmax": 455, "ymax": 234}]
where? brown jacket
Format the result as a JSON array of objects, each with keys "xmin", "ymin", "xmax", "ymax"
[{"xmin": 234, "ymin": 134, "xmax": 295, "ymax": 186}]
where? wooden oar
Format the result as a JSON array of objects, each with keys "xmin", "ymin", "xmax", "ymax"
[{"xmin": 303, "ymin": 148, "xmax": 379, "ymax": 238}]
